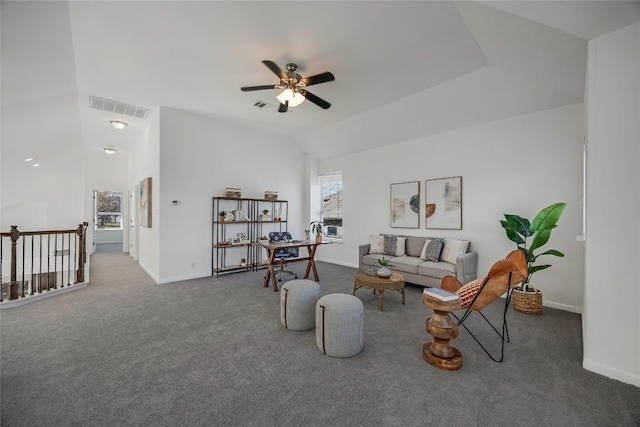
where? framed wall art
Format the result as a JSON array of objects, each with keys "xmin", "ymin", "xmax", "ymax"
[
  {"xmin": 140, "ymin": 177, "xmax": 152, "ymax": 228},
  {"xmin": 390, "ymin": 181, "xmax": 420, "ymax": 228},
  {"xmin": 425, "ymin": 176, "xmax": 462, "ymax": 230}
]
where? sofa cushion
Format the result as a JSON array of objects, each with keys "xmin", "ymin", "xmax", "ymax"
[
  {"xmin": 384, "ymin": 236, "xmax": 406, "ymax": 257},
  {"xmin": 369, "ymin": 235, "xmax": 385, "ymax": 254},
  {"xmin": 388, "ymin": 256, "xmax": 422, "ymax": 274},
  {"xmin": 418, "ymin": 261, "xmax": 456, "ymax": 279},
  {"xmin": 405, "ymin": 236, "xmax": 427, "ymax": 257},
  {"xmin": 440, "ymin": 238, "xmax": 469, "ymax": 264},
  {"xmin": 420, "ymin": 238, "xmax": 444, "ymax": 262},
  {"xmin": 362, "ymin": 253, "xmax": 385, "ymax": 267}
]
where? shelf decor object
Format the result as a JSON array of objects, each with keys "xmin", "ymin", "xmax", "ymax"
[
  {"xmin": 264, "ymin": 191, "xmax": 278, "ymax": 201},
  {"xmin": 224, "ymin": 187, "xmax": 242, "ymax": 198}
]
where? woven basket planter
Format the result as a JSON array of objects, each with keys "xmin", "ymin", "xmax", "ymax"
[{"xmin": 512, "ymin": 287, "xmax": 543, "ymax": 315}]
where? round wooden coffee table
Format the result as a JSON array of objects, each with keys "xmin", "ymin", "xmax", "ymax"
[{"xmin": 353, "ymin": 272, "xmax": 405, "ymax": 311}]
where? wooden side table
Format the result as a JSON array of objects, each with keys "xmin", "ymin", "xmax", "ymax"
[
  {"xmin": 422, "ymin": 291, "xmax": 462, "ymax": 370},
  {"xmin": 353, "ymin": 272, "xmax": 405, "ymax": 311}
]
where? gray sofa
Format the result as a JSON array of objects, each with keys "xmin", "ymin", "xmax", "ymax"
[{"xmin": 358, "ymin": 236, "xmax": 478, "ymax": 288}]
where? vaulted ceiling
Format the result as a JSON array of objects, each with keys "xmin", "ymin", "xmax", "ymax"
[{"xmin": 3, "ymin": 1, "xmax": 640, "ymax": 162}]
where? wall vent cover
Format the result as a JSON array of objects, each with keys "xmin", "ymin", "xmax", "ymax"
[{"xmin": 89, "ymin": 96, "xmax": 150, "ymax": 119}]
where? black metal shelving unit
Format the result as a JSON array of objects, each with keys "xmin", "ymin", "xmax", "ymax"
[{"xmin": 212, "ymin": 196, "xmax": 288, "ymax": 277}]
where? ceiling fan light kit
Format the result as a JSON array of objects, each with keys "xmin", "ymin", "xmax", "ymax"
[{"xmin": 241, "ymin": 60, "xmax": 334, "ymax": 113}]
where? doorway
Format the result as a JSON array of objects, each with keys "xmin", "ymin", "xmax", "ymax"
[{"xmin": 93, "ymin": 190, "xmax": 125, "ymax": 253}]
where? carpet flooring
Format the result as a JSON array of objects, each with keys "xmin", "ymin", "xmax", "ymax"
[{"xmin": 1, "ymin": 253, "xmax": 638, "ymax": 426}]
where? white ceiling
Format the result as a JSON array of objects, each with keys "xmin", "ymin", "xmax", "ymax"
[{"xmin": 4, "ymin": 1, "xmax": 640, "ymax": 161}]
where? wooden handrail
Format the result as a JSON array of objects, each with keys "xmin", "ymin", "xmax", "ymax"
[{"xmin": 1, "ymin": 223, "xmax": 88, "ymax": 302}]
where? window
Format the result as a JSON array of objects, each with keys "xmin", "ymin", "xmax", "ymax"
[
  {"xmin": 319, "ymin": 171, "xmax": 343, "ymax": 241},
  {"xmin": 95, "ymin": 191, "xmax": 123, "ymax": 230}
]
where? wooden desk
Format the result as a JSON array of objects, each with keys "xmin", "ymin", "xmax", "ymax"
[{"xmin": 258, "ymin": 240, "xmax": 330, "ymax": 291}]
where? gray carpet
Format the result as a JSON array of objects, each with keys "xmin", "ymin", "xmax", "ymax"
[{"xmin": 1, "ymin": 253, "xmax": 638, "ymax": 426}]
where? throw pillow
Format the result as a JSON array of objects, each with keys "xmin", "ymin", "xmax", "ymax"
[
  {"xmin": 440, "ymin": 238, "xmax": 470, "ymax": 264},
  {"xmin": 419, "ymin": 238, "xmax": 444, "ymax": 262},
  {"xmin": 369, "ymin": 235, "xmax": 385, "ymax": 254},
  {"xmin": 455, "ymin": 278, "xmax": 483, "ymax": 309},
  {"xmin": 384, "ymin": 236, "xmax": 406, "ymax": 257},
  {"xmin": 405, "ymin": 236, "xmax": 427, "ymax": 258}
]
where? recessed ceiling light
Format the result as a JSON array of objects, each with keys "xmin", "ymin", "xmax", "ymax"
[
  {"xmin": 33, "ymin": 163, "xmax": 40, "ymax": 167},
  {"xmin": 25, "ymin": 158, "xmax": 33, "ymax": 162},
  {"xmin": 104, "ymin": 147, "xmax": 117, "ymax": 155},
  {"xmin": 110, "ymin": 120, "xmax": 127, "ymax": 130}
]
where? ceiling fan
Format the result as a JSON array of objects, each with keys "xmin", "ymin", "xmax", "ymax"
[{"xmin": 241, "ymin": 60, "xmax": 335, "ymax": 113}]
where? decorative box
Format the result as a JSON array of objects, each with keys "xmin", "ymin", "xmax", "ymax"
[
  {"xmin": 224, "ymin": 187, "xmax": 242, "ymax": 198},
  {"xmin": 264, "ymin": 191, "xmax": 278, "ymax": 201}
]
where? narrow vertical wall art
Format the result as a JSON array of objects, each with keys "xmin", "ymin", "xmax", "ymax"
[
  {"xmin": 425, "ymin": 176, "xmax": 462, "ymax": 229},
  {"xmin": 390, "ymin": 181, "xmax": 420, "ymax": 228},
  {"xmin": 140, "ymin": 177, "xmax": 152, "ymax": 228}
]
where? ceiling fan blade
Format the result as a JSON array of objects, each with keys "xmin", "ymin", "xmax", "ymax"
[
  {"xmin": 301, "ymin": 90, "xmax": 331, "ymax": 109},
  {"xmin": 262, "ymin": 60, "xmax": 287, "ymax": 80},
  {"xmin": 278, "ymin": 101, "xmax": 289, "ymax": 113},
  {"xmin": 240, "ymin": 85, "xmax": 278, "ymax": 92},
  {"xmin": 302, "ymin": 71, "xmax": 335, "ymax": 86}
]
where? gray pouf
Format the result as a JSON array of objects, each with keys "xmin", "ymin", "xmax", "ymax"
[
  {"xmin": 280, "ymin": 279, "xmax": 321, "ymax": 331},
  {"xmin": 316, "ymin": 293, "xmax": 364, "ymax": 357}
]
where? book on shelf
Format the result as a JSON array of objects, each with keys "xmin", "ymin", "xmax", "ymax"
[{"xmin": 423, "ymin": 287, "xmax": 459, "ymax": 301}]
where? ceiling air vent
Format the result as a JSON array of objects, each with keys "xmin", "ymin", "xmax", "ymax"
[
  {"xmin": 254, "ymin": 100, "xmax": 271, "ymax": 110},
  {"xmin": 89, "ymin": 96, "xmax": 150, "ymax": 119}
]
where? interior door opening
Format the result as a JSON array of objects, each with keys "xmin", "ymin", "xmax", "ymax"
[{"xmin": 94, "ymin": 190, "xmax": 125, "ymax": 253}]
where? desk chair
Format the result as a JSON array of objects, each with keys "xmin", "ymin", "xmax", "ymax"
[
  {"xmin": 268, "ymin": 232, "xmax": 299, "ymax": 282},
  {"xmin": 440, "ymin": 250, "xmax": 527, "ymax": 362}
]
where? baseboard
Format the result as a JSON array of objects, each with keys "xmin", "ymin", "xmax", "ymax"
[
  {"xmin": 544, "ymin": 300, "xmax": 582, "ymax": 314},
  {"xmin": 583, "ymin": 359, "xmax": 640, "ymax": 388},
  {"xmin": 158, "ymin": 272, "xmax": 211, "ymax": 284},
  {"xmin": 315, "ymin": 258, "xmax": 358, "ymax": 269},
  {"xmin": 138, "ymin": 262, "xmax": 160, "ymax": 284},
  {"xmin": 0, "ymin": 282, "xmax": 88, "ymax": 309}
]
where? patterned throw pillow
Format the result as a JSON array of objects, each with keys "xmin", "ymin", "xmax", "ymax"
[
  {"xmin": 419, "ymin": 238, "xmax": 444, "ymax": 261},
  {"xmin": 384, "ymin": 236, "xmax": 406, "ymax": 257},
  {"xmin": 440, "ymin": 238, "xmax": 470, "ymax": 264},
  {"xmin": 455, "ymin": 278, "xmax": 483, "ymax": 309},
  {"xmin": 369, "ymin": 235, "xmax": 385, "ymax": 254}
]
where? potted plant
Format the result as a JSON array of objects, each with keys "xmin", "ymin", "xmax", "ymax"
[
  {"xmin": 500, "ymin": 202, "xmax": 567, "ymax": 314},
  {"xmin": 262, "ymin": 209, "xmax": 269, "ymax": 215},
  {"xmin": 377, "ymin": 256, "xmax": 394, "ymax": 278},
  {"xmin": 218, "ymin": 210, "xmax": 227, "ymax": 221},
  {"xmin": 309, "ymin": 221, "xmax": 324, "ymax": 243}
]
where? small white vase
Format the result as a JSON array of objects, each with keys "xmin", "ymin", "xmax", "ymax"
[{"xmin": 377, "ymin": 267, "xmax": 391, "ymax": 278}]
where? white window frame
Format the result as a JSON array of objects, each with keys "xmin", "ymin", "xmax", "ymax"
[
  {"xmin": 95, "ymin": 191, "xmax": 124, "ymax": 230},
  {"xmin": 319, "ymin": 171, "xmax": 343, "ymax": 242}
]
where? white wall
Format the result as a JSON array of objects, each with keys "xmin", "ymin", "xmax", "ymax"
[
  {"xmin": 1, "ymin": 1, "xmax": 85, "ymax": 231},
  {"xmin": 157, "ymin": 108, "xmax": 305, "ymax": 284},
  {"xmin": 317, "ymin": 103, "xmax": 584, "ymax": 312},
  {"xmin": 584, "ymin": 22, "xmax": 640, "ymax": 387},
  {"xmin": 128, "ymin": 108, "xmax": 161, "ymax": 282}
]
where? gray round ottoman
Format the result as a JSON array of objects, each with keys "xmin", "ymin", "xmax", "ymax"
[
  {"xmin": 316, "ymin": 293, "xmax": 364, "ymax": 357},
  {"xmin": 280, "ymin": 279, "xmax": 321, "ymax": 331}
]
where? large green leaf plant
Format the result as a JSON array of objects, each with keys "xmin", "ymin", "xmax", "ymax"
[{"xmin": 500, "ymin": 202, "xmax": 567, "ymax": 291}]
